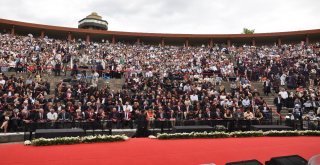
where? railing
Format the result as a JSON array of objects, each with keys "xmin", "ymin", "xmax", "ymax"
[
  {"xmin": 149, "ymin": 119, "xmax": 272, "ymax": 132},
  {"xmin": 22, "ymin": 119, "xmax": 320, "ymax": 140},
  {"xmin": 23, "ymin": 120, "xmax": 112, "ymax": 140}
]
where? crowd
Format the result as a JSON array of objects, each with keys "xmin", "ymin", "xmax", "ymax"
[{"xmin": 0, "ymin": 32, "xmax": 319, "ymax": 133}]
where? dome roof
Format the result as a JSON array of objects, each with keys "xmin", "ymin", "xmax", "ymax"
[
  {"xmin": 78, "ymin": 12, "xmax": 108, "ymax": 30},
  {"xmin": 86, "ymin": 12, "xmax": 102, "ymax": 20}
]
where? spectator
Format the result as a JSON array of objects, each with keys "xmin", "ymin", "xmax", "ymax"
[
  {"xmin": 58, "ymin": 109, "xmax": 71, "ymax": 121},
  {"xmin": 279, "ymin": 88, "xmax": 289, "ymax": 107},
  {"xmin": 244, "ymin": 109, "xmax": 254, "ymax": 120},
  {"xmin": 224, "ymin": 109, "xmax": 233, "ymax": 119},
  {"xmin": 0, "ymin": 32, "xmax": 318, "ymax": 132},
  {"xmin": 263, "ymin": 79, "xmax": 271, "ymax": 96},
  {"xmin": 293, "ymin": 104, "xmax": 302, "ymax": 120},
  {"xmin": 254, "ymin": 109, "xmax": 263, "ymax": 121},
  {"xmin": 274, "ymin": 94, "xmax": 283, "ymax": 113},
  {"xmin": 47, "ymin": 109, "xmax": 58, "ymax": 122},
  {"xmin": 242, "ymin": 96, "xmax": 251, "ymax": 108},
  {"xmin": 0, "ymin": 111, "xmax": 11, "ymax": 133},
  {"xmin": 233, "ymin": 108, "xmax": 244, "ymax": 120}
]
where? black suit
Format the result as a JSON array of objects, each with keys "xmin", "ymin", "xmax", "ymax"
[
  {"xmin": 109, "ymin": 111, "xmax": 121, "ymax": 128},
  {"xmin": 33, "ymin": 112, "xmax": 47, "ymax": 122},
  {"xmin": 263, "ymin": 81, "xmax": 271, "ymax": 95},
  {"xmin": 58, "ymin": 112, "xmax": 71, "ymax": 121},
  {"xmin": 213, "ymin": 111, "xmax": 223, "ymax": 119},
  {"xmin": 85, "ymin": 111, "xmax": 97, "ymax": 121},
  {"xmin": 134, "ymin": 113, "xmax": 148, "ymax": 137},
  {"xmin": 115, "ymin": 105, "xmax": 124, "ymax": 112},
  {"xmin": 173, "ymin": 105, "xmax": 185, "ymax": 112},
  {"xmin": 273, "ymin": 97, "xmax": 282, "ymax": 113},
  {"xmin": 166, "ymin": 111, "xmax": 177, "ymax": 119},
  {"xmin": 156, "ymin": 112, "xmax": 167, "ymax": 120},
  {"xmin": 204, "ymin": 111, "xmax": 214, "ymax": 119},
  {"xmin": 10, "ymin": 112, "xmax": 22, "ymax": 131}
]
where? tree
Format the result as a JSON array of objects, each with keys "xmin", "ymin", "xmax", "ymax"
[{"xmin": 242, "ymin": 28, "xmax": 255, "ymax": 34}]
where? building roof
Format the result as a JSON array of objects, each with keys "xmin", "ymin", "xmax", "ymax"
[{"xmin": 0, "ymin": 18, "xmax": 320, "ymax": 44}]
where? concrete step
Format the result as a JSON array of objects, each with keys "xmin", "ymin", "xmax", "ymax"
[{"xmin": 0, "ymin": 132, "xmax": 24, "ymax": 143}]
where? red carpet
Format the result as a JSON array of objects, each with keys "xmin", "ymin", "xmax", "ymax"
[{"xmin": 1, "ymin": 137, "xmax": 319, "ymax": 165}]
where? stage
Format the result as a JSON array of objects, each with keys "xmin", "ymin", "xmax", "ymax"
[{"xmin": 0, "ymin": 137, "xmax": 319, "ymax": 165}]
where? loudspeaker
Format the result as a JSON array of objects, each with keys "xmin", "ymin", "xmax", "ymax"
[
  {"xmin": 265, "ymin": 155, "xmax": 307, "ymax": 165},
  {"xmin": 226, "ymin": 159, "xmax": 262, "ymax": 165}
]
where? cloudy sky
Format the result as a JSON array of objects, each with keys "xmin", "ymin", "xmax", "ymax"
[{"xmin": 0, "ymin": 0, "xmax": 319, "ymax": 34}]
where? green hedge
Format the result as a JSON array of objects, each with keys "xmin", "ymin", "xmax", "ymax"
[
  {"xmin": 27, "ymin": 135, "xmax": 129, "ymax": 146},
  {"xmin": 157, "ymin": 130, "xmax": 320, "ymax": 140}
]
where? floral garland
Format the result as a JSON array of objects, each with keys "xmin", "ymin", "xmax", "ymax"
[
  {"xmin": 23, "ymin": 130, "xmax": 320, "ymax": 145},
  {"xmin": 156, "ymin": 130, "xmax": 320, "ymax": 140},
  {"xmin": 24, "ymin": 134, "xmax": 129, "ymax": 146}
]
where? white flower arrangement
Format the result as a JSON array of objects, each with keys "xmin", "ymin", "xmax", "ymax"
[
  {"xmin": 157, "ymin": 131, "xmax": 230, "ymax": 139},
  {"xmin": 28, "ymin": 134, "xmax": 129, "ymax": 146},
  {"xmin": 230, "ymin": 131, "xmax": 264, "ymax": 137},
  {"xmin": 81, "ymin": 134, "xmax": 127, "ymax": 143},
  {"xmin": 263, "ymin": 130, "xmax": 300, "ymax": 136},
  {"xmin": 24, "ymin": 140, "xmax": 32, "ymax": 145},
  {"xmin": 157, "ymin": 130, "xmax": 320, "ymax": 140},
  {"xmin": 148, "ymin": 135, "xmax": 157, "ymax": 139},
  {"xmin": 123, "ymin": 136, "xmax": 129, "ymax": 141}
]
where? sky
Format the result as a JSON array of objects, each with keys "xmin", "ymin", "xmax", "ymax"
[{"xmin": 0, "ymin": 0, "xmax": 319, "ymax": 34}]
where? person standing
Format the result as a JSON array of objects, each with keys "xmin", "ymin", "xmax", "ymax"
[
  {"xmin": 55, "ymin": 60, "xmax": 61, "ymax": 76},
  {"xmin": 71, "ymin": 62, "xmax": 78, "ymax": 77},
  {"xmin": 279, "ymin": 88, "xmax": 288, "ymax": 107},
  {"xmin": 274, "ymin": 94, "xmax": 283, "ymax": 114},
  {"xmin": 263, "ymin": 79, "xmax": 271, "ymax": 96},
  {"xmin": 134, "ymin": 110, "xmax": 149, "ymax": 137},
  {"xmin": 62, "ymin": 54, "xmax": 70, "ymax": 76}
]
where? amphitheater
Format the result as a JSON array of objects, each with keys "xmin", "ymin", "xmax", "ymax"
[{"xmin": 0, "ymin": 16, "xmax": 320, "ymax": 164}]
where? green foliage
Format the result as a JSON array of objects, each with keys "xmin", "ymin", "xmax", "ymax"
[
  {"xmin": 81, "ymin": 135, "xmax": 127, "ymax": 143},
  {"xmin": 263, "ymin": 130, "xmax": 300, "ymax": 137},
  {"xmin": 157, "ymin": 130, "xmax": 320, "ymax": 140},
  {"xmin": 297, "ymin": 130, "xmax": 320, "ymax": 136},
  {"xmin": 213, "ymin": 125, "xmax": 227, "ymax": 132},
  {"xmin": 231, "ymin": 131, "xmax": 264, "ymax": 137},
  {"xmin": 29, "ymin": 135, "xmax": 128, "ymax": 146},
  {"xmin": 242, "ymin": 28, "xmax": 255, "ymax": 34},
  {"xmin": 157, "ymin": 132, "xmax": 230, "ymax": 140},
  {"xmin": 32, "ymin": 137, "xmax": 81, "ymax": 146}
]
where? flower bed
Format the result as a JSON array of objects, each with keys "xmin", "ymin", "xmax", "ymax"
[
  {"xmin": 156, "ymin": 130, "xmax": 320, "ymax": 140},
  {"xmin": 156, "ymin": 132, "xmax": 230, "ymax": 140},
  {"xmin": 25, "ymin": 135, "xmax": 129, "ymax": 146}
]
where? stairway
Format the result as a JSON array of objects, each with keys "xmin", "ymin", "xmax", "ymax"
[
  {"xmin": 251, "ymin": 82, "xmax": 293, "ymax": 122},
  {"xmin": 99, "ymin": 78, "xmax": 125, "ymax": 91}
]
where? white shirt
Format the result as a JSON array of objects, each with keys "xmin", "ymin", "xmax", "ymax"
[
  {"xmin": 0, "ymin": 79, "xmax": 5, "ymax": 85},
  {"xmin": 93, "ymin": 72, "xmax": 99, "ymax": 79},
  {"xmin": 183, "ymin": 85, "xmax": 191, "ymax": 92},
  {"xmin": 47, "ymin": 112, "xmax": 58, "ymax": 121},
  {"xmin": 244, "ymin": 112, "xmax": 254, "ymax": 120},
  {"xmin": 123, "ymin": 105, "xmax": 133, "ymax": 112},
  {"xmin": 145, "ymin": 71, "xmax": 153, "ymax": 77},
  {"xmin": 190, "ymin": 94, "xmax": 199, "ymax": 102},
  {"xmin": 242, "ymin": 99, "xmax": 251, "ymax": 107},
  {"xmin": 226, "ymin": 100, "xmax": 233, "ymax": 107},
  {"xmin": 279, "ymin": 91, "xmax": 288, "ymax": 99}
]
